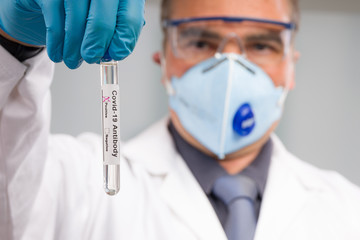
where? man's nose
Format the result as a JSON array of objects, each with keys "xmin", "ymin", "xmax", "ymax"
[{"xmin": 216, "ymin": 33, "xmax": 245, "ymax": 55}]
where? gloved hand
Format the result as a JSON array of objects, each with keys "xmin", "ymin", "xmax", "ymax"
[{"xmin": 0, "ymin": 0, "xmax": 145, "ymax": 69}]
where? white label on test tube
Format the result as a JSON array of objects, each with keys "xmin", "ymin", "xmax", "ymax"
[
  {"xmin": 101, "ymin": 60, "xmax": 120, "ymax": 195},
  {"xmin": 102, "ymin": 84, "xmax": 120, "ymax": 165}
]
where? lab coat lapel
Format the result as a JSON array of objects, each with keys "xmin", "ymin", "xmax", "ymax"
[
  {"xmin": 159, "ymin": 154, "xmax": 227, "ymax": 240},
  {"xmin": 122, "ymin": 118, "xmax": 227, "ymax": 240},
  {"xmin": 254, "ymin": 136, "xmax": 320, "ymax": 240}
]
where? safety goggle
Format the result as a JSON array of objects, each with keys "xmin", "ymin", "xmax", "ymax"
[{"xmin": 163, "ymin": 17, "xmax": 296, "ymax": 67}]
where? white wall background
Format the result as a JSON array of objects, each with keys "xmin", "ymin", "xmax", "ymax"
[{"xmin": 51, "ymin": 0, "xmax": 360, "ymax": 185}]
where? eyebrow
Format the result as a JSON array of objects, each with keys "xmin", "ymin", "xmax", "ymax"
[
  {"xmin": 245, "ymin": 32, "xmax": 283, "ymax": 45},
  {"xmin": 179, "ymin": 27, "xmax": 223, "ymax": 40}
]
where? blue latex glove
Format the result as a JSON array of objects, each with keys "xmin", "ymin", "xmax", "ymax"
[{"xmin": 0, "ymin": 0, "xmax": 145, "ymax": 69}]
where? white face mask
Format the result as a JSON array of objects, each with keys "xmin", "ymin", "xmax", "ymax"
[{"xmin": 164, "ymin": 53, "xmax": 288, "ymax": 159}]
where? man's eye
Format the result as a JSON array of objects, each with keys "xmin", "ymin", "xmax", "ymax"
[
  {"xmin": 180, "ymin": 37, "xmax": 218, "ymax": 50},
  {"xmin": 189, "ymin": 40, "xmax": 210, "ymax": 49},
  {"xmin": 251, "ymin": 43, "xmax": 273, "ymax": 51},
  {"xmin": 253, "ymin": 43, "xmax": 268, "ymax": 50}
]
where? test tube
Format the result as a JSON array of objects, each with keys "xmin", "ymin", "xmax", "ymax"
[{"xmin": 100, "ymin": 60, "xmax": 120, "ymax": 195}]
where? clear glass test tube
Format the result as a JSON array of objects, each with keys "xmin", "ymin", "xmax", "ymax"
[{"xmin": 100, "ymin": 61, "xmax": 120, "ymax": 195}]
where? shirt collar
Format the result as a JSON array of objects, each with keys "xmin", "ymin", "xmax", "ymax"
[{"xmin": 168, "ymin": 121, "xmax": 272, "ymax": 198}]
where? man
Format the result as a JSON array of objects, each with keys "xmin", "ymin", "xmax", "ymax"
[{"xmin": 1, "ymin": 0, "xmax": 360, "ymax": 240}]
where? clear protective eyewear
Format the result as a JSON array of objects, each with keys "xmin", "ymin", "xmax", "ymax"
[{"xmin": 163, "ymin": 17, "xmax": 296, "ymax": 67}]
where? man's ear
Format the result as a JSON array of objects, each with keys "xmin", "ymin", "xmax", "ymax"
[
  {"xmin": 154, "ymin": 51, "xmax": 168, "ymax": 86},
  {"xmin": 289, "ymin": 78, "xmax": 296, "ymax": 90},
  {"xmin": 294, "ymin": 50, "xmax": 300, "ymax": 63},
  {"xmin": 153, "ymin": 51, "xmax": 161, "ymax": 65},
  {"xmin": 288, "ymin": 50, "xmax": 300, "ymax": 90}
]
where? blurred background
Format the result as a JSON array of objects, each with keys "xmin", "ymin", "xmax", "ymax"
[{"xmin": 51, "ymin": 0, "xmax": 360, "ymax": 185}]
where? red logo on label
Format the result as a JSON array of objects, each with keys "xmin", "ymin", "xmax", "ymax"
[{"xmin": 103, "ymin": 96, "xmax": 110, "ymax": 103}]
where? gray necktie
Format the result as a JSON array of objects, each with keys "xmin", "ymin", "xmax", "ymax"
[{"xmin": 213, "ymin": 174, "xmax": 258, "ymax": 240}]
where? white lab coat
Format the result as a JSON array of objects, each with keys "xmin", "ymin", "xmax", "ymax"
[{"xmin": 1, "ymin": 46, "xmax": 360, "ymax": 240}]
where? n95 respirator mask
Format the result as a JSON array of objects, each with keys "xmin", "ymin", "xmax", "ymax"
[{"xmin": 164, "ymin": 53, "xmax": 286, "ymax": 159}]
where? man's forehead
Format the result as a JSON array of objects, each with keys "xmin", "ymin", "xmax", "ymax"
[{"xmin": 170, "ymin": 0, "xmax": 291, "ymax": 23}]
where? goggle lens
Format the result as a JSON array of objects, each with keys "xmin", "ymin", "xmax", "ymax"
[{"xmin": 167, "ymin": 19, "xmax": 294, "ymax": 66}]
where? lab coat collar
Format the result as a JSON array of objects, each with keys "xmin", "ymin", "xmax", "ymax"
[
  {"xmin": 122, "ymin": 119, "xmax": 324, "ymax": 240},
  {"xmin": 159, "ymin": 154, "xmax": 228, "ymax": 240},
  {"xmin": 254, "ymin": 135, "xmax": 323, "ymax": 240},
  {"xmin": 122, "ymin": 117, "xmax": 176, "ymax": 175},
  {"xmin": 122, "ymin": 117, "xmax": 227, "ymax": 240}
]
